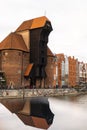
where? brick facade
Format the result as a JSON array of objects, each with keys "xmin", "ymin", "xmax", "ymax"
[
  {"xmin": 0, "ymin": 50, "xmax": 29, "ymax": 88},
  {"xmin": 45, "ymin": 56, "xmax": 56, "ymax": 88},
  {"xmin": 0, "ymin": 16, "xmax": 86, "ymax": 89},
  {"xmin": 56, "ymin": 54, "xmax": 65, "ymax": 87},
  {"xmin": 68, "ymin": 56, "xmax": 77, "ymax": 87},
  {"xmin": 0, "ymin": 16, "xmax": 54, "ymax": 88},
  {"xmin": 55, "ymin": 54, "xmax": 77, "ymax": 87}
]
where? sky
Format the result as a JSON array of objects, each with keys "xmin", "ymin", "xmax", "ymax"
[{"xmin": 0, "ymin": 0, "xmax": 87, "ymax": 62}]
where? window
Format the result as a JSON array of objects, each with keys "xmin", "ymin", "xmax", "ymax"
[
  {"xmin": 18, "ymin": 52, "xmax": 21, "ymax": 56},
  {"xmin": 41, "ymin": 50, "xmax": 44, "ymax": 55},
  {"xmin": 42, "ymin": 57, "xmax": 45, "ymax": 63},
  {"xmin": 3, "ymin": 52, "xmax": 8, "ymax": 56},
  {"xmin": 42, "ymin": 42, "xmax": 44, "ymax": 47}
]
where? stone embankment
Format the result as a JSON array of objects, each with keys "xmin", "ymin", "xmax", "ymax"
[{"xmin": 0, "ymin": 88, "xmax": 82, "ymax": 99}]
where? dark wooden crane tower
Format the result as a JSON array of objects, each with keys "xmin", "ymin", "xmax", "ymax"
[{"xmin": 30, "ymin": 20, "xmax": 52, "ymax": 87}]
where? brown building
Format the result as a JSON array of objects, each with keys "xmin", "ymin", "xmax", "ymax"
[
  {"xmin": 56, "ymin": 54, "xmax": 65, "ymax": 87},
  {"xmin": 45, "ymin": 48, "xmax": 56, "ymax": 88},
  {"xmin": 68, "ymin": 56, "xmax": 77, "ymax": 87},
  {"xmin": 55, "ymin": 54, "xmax": 77, "ymax": 87},
  {"xmin": 0, "ymin": 32, "xmax": 29, "ymax": 88},
  {"xmin": 0, "ymin": 16, "xmax": 54, "ymax": 88}
]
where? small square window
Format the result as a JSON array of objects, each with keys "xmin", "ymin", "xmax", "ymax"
[{"xmin": 42, "ymin": 57, "xmax": 44, "ymax": 63}]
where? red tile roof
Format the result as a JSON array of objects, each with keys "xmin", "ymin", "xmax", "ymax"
[
  {"xmin": 0, "ymin": 32, "xmax": 29, "ymax": 52},
  {"xmin": 16, "ymin": 16, "xmax": 50, "ymax": 32}
]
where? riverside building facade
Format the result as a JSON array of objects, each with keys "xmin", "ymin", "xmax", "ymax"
[
  {"xmin": 0, "ymin": 16, "xmax": 86, "ymax": 89},
  {"xmin": 0, "ymin": 16, "xmax": 55, "ymax": 88},
  {"xmin": 55, "ymin": 54, "xmax": 80, "ymax": 87}
]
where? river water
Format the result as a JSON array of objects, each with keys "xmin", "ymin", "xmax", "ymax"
[
  {"xmin": 0, "ymin": 95, "xmax": 87, "ymax": 130},
  {"xmin": 49, "ymin": 95, "xmax": 87, "ymax": 130}
]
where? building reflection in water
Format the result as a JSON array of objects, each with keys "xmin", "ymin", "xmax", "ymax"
[
  {"xmin": 0, "ymin": 97, "xmax": 54, "ymax": 129},
  {"xmin": 1, "ymin": 96, "xmax": 87, "ymax": 130}
]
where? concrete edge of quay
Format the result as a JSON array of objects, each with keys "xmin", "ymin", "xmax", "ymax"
[{"xmin": 0, "ymin": 88, "xmax": 87, "ymax": 99}]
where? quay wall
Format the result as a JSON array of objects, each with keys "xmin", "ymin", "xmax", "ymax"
[{"xmin": 0, "ymin": 88, "xmax": 79, "ymax": 99}]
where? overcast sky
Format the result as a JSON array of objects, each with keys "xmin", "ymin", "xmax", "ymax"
[{"xmin": 0, "ymin": 0, "xmax": 87, "ymax": 62}]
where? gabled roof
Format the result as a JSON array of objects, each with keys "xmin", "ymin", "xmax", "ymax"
[
  {"xmin": 16, "ymin": 16, "xmax": 50, "ymax": 32},
  {"xmin": 0, "ymin": 32, "xmax": 29, "ymax": 52}
]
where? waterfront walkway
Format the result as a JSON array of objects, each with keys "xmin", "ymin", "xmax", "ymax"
[{"xmin": 0, "ymin": 88, "xmax": 83, "ymax": 99}]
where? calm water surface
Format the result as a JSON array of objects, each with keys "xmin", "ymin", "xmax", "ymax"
[
  {"xmin": 49, "ymin": 95, "xmax": 87, "ymax": 130},
  {"xmin": 0, "ymin": 95, "xmax": 87, "ymax": 130}
]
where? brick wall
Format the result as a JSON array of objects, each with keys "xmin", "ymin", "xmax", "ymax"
[
  {"xmin": 68, "ymin": 56, "xmax": 77, "ymax": 87},
  {"xmin": 1, "ymin": 50, "xmax": 29, "ymax": 88},
  {"xmin": 45, "ymin": 56, "xmax": 56, "ymax": 88},
  {"xmin": 56, "ymin": 54, "xmax": 65, "ymax": 87},
  {"xmin": 22, "ymin": 52, "xmax": 29, "ymax": 87}
]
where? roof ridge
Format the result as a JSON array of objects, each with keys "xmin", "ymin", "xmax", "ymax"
[
  {"xmin": 0, "ymin": 32, "xmax": 29, "ymax": 52},
  {"xmin": 15, "ymin": 16, "xmax": 50, "ymax": 32},
  {"xmin": 22, "ymin": 16, "xmax": 49, "ymax": 23}
]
